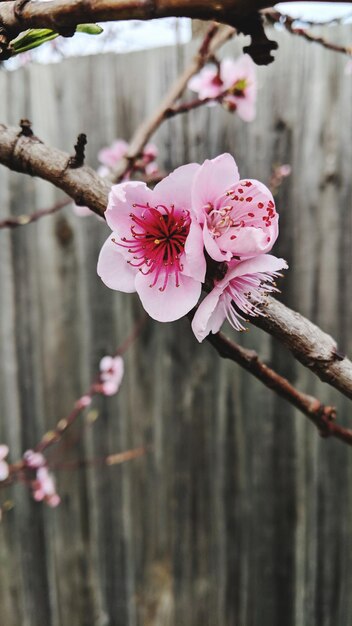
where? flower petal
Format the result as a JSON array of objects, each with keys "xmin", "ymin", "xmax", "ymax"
[
  {"xmin": 135, "ymin": 271, "xmax": 201, "ymax": 322},
  {"xmin": 0, "ymin": 461, "xmax": 9, "ymax": 481},
  {"xmin": 192, "ymin": 153, "xmax": 240, "ymax": 221},
  {"xmin": 153, "ymin": 163, "xmax": 200, "ymax": 211},
  {"xmin": 0, "ymin": 445, "xmax": 8, "ymax": 461},
  {"xmin": 191, "ymin": 287, "xmax": 226, "ymax": 342},
  {"xmin": 203, "ymin": 219, "xmax": 232, "ymax": 262},
  {"xmin": 224, "ymin": 254, "xmax": 288, "ymax": 284},
  {"xmin": 105, "ymin": 181, "xmax": 153, "ymax": 235},
  {"xmin": 97, "ymin": 236, "xmax": 137, "ymax": 293},
  {"xmin": 182, "ymin": 220, "xmax": 207, "ymax": 282}
]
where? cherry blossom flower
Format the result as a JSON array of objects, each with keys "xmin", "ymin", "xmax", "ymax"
[
  {"xmin": 32, "ymin": 467, "xmax": 60, "ymax": 508},
  {"xmin": 192, "ymin": 153, "xmax": 279, "ymax": 263},
  {"xmin": 192, "ymin": 255, "xmax": 288, "ymax": 342},
  {"xmin": 0, "ymin": 445, "xmax": 9, "ymax": 481},
  {"xmin": 23, "ymin": 449, "xmax": 46, "ymax": 469},
  {"xmin": 97, "ymin": 139, "xmax": 129, "ymax": 168},
  {"xmin": 99, "ymin": 355, "xmax": 124, "ymax": 396},
  {"xmin": 188, "ymin": 55, "xmax": 257, "ymax": 122},
  {"xmin": 97, "ymin": 164, "xmax": 206, "ymax": 322}
]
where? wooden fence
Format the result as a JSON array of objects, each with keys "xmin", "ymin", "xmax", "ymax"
[{"xmin": 0, "ymin": 24, "xmax": 352, "ymax": 626}]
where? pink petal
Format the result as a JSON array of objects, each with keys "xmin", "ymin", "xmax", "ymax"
[
  {"xmin": 98, "ymin": 140, "xmax": 128, "ymax": 167},
  {"xmin": 0, "ymin": 461, "xmax": 9, "ymax": 481},
  {"xmin": 234, "ymin": 98, "xmax": 256, "ymax": 122},
  {"xmin": 0, "ymin": 445, "xmax": 9, "ymax": 461},
  {"xmin": 182, "ymin": 220, "xmax": 207, "ymax": 282},
  {"xmin": 203, "ymin": 219, "xmax": 232, "ymax": 262},
  {"xmin": 97, "ymin": 237, "xmax": 137, "ymax": 293},
  {"xmin": 105, "ymin": 181, "xmax": 153, "ymax": 234},
  {"xmin": 100, "ymin": 356, "xmax": 115, "ymax": 372},
  {"xmin": 218, "ymin": 226, "xmax": 272, "ymax": 257},
  {"xmin": 224, "ymin": 254, "xmax": 288, "ymax": 285},
  {"xmin": 192, "ymin": 153, "xmax": 240, "ymax": 221},
  {"xmin": 153, "ymin": 163, "xmax": 200, "ymax": 211},
  {"xmin": 135, "ymin": 271, "xmax": 201, "ymax": 322},
  {"xmin": 191, "ymin": 287, "xmax": 226, "ymax": 342}
]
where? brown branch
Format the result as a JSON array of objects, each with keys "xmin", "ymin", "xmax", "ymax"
[
  {"xmin": 111, "ymin": 23, "xmax": 236, "ymax": 181},
  {"xmin": 207, "ymin": 331, "xmax": 352, "ymax": 446},
  {"xmin": 0, "ymin": 123, "xmax": 109, "ymax": 218},
  {"xmin": 50, "ymin": 446, "xmax": 147, "ymax": 470},
  {"xmin": 0, "ymin": 0, "xmax": 350, "ymax": 37},
  {"xmin": 0, "ymin": 197, "xmax": 70, "ymax": 229},
  {"xmin": 251, "ymin": 297, "xmax": 352, "ymax": 401},
  {"xmin": 265, "ymin": 9, "xmax": 352, "ymax": 56}
]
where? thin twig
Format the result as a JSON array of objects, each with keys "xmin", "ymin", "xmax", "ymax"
[
  {"xmin": 0, "ymin": 197, "xmax": 70, "ymax": 229},
  {"xmin": 111, "ymin": 23, "xmax": 236, "ymax": 182},
  {"xmin": 207, "ymin": 331, "xmax": 352, "ymax": 446},
  {"xmin": 265, "ymin": 9, "xmax": 352, "ymax": 56}
]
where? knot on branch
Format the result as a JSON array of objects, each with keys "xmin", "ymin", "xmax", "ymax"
[
  {"xmin": 230, "ymin": 12, "xmax": 278, "ymax": 65},
  {"xmin": 18, "ymin": 119, "xmax": 33, "ymax": 137},
  {"xmin": 14, "ymin": 0, "xmax": 31, "ymax": 20},
  {"xmin": 67, "ymin": 133, "xmax": 87, "ymax": 168}
]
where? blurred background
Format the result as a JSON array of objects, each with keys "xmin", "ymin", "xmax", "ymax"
[{"xmin": 0, "ymin": 8, "xmax": 352, "ymax": 626}]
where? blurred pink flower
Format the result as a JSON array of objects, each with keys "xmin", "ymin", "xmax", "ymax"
[
  {"xmin": 32, "ymin": 467, "xmax": 60, "ymax": 508},
  {"xmin": 192, "ymin": 153, "xmax": 279, "ymax": 263},
  {"xmin": 0, "ymin": 445, "xmax": 9, "ymax": 481},
  {"xmin": 23, "ymin": 449, "xmax": 45, "ymax": 469},
  {"xmin": 99, "ymin": 355, "xmax": 124, "ymax": 396},
  {"xmin": 97, "ymin": 164, "xmax": 205, "ymax": 322},
  {"xmin": 192, "ymin": 255, "xmax": 288, "ymax": 342},
  {"xmin": 188, "ymin": 55, "xmax": 257, "ymax": 121}
]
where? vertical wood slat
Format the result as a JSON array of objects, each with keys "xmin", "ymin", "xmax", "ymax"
[{"xmin": 0, "ymin": 26, "xmax": 351, "ymax": 626}]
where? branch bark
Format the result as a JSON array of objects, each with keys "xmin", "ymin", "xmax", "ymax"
[
  {"xmin": 0, "ymin": 0, "xmax": 351, "ymax": 37},
  {"xmin": 252, "ymin": 297, "xmax": 352, "ymax": 400},
  {"xmin": 207, "ymin": 331, "xmax": 352, "ymax": 446}
]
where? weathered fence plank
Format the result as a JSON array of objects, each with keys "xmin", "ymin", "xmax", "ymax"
[{"xmin": 0, "ymin": 25, "xmax": 352, "ymax": 626}]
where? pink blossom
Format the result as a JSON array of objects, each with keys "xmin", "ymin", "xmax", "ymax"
[
  {"xmin": 192, "ymin": 153, "xmax": 279, "ymax": 263},
  {"xmin": 188, "ymin": 55, "xmax": 257, "ymax": 122},
  {"xmin": 32, "ymin": 467, "xmax": 60, "ymax": 508},
  {"xmin": 99, "ymin": 355, "xmax": 124, "ymax": 396},
  {"xmin": 0, "ymin": 445, "xmax": 9, "ymax": 481},
  {"xmin": 192, "ymin": 255, "xmax": 288, "ymax": 342},
  {"xmin": 75, "ymin": 395, "xmax": 92, "ymax": 409},
  {"xmin": 23, "ymin": 449, "xmax": 45, "ymax": 469},
  {"xmin": 97, "ymin": 164, "xmax": 206, "ymax": 322},
  {"xmin": 98, "ymin": 139, "xmax": 129, "ymax": 168}
]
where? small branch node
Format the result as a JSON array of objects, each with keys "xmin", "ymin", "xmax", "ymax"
[
  {"xmin": 232, "ymin": 13, "xmax": 278, "ymax": 65},
  {"xmin": 14, "ymin": 0, "xmax": 31, "ymax": 20},
  {"xmin": 67, "ymin": 133, "xmax": 87, "ymax": 168},
  {"xmin": 18, "ymin": 119, "xmax": 33, "ymax": 137}
]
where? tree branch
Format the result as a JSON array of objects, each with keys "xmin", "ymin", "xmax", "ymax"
[
  {"xmin": 207, "ymin": 331, "xmax": 352, "ymax": 446},
  {"xmin": 252, "ymin": 297, "xmax": 352, "ymax": 400},
  {"xmin": 265, "ymin": 9, "xmax": 352, "ymax": 56},
  {"xmin": 0, "ymin": 197, "xmax": 70, "ymax": 229},
  {"xmin": 0, "ymin": 123, "xmax": 109, "ymax": 218}
]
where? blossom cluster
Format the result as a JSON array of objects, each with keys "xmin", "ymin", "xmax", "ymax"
[
  {"xmin": 98, "ymin": 153, "xmax": 287, "ymax": 341},
  {"xmin": 73, "ymin": 140, "xmax": 159, "ymax": 217},
  {"xmin": 188, "ymin": 55, "xmax": 257, "ymax": 122},
  {"xmin": 23, "ymin": 450, "xmax": 60, "ymax": 507}
]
